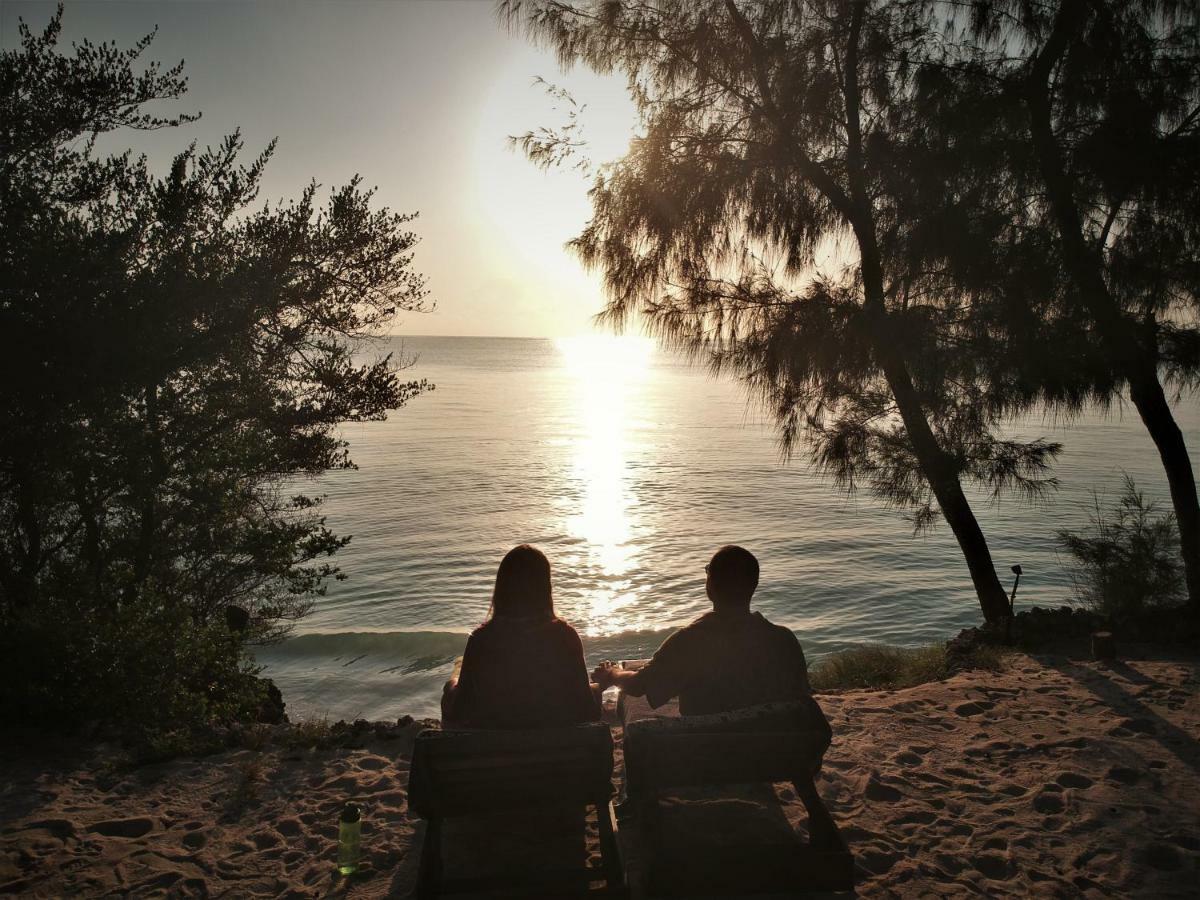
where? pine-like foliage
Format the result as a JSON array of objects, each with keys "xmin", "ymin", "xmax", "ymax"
[{"xmin": 502, "ymin": 0, "xmax": 1060, "ymax": 619}]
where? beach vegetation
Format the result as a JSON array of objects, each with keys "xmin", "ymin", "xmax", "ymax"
[
  {"xmin": 280, "ymin": 716, "xmax": 336, "ymax": 751},
  {"xmin": 810, "ymin": 643, "xmax": 950, "ymax": 691},
  {"xmin": 1058, "ymin": 477, "xmax": 1186, "ymax": 619},
  {"xmin": 225, "ymin": 755, "xmax": 265, "ymax": 819},
  {"xmin": 0, "ymin": 8, "xmax": 430, "ymax": 737},
  {"xmin": 810, "ymin": 640, "xmax": 1007, "ymax": 691}
]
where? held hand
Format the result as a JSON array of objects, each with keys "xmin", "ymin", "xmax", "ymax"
[{"xmin": 591, "ymin": 660, "xmax": 617, "ymax": 688}]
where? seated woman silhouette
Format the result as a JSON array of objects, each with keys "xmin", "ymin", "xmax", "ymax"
[{"xmin": 441, "ymin": 544, "xmax": 601, "ymax": 728}]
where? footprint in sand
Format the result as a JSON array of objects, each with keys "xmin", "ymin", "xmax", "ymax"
[
  {"xmin": 90, "ymin": 817, "xmax": 155, "ymax": 839},
  {"xmin": 864, "ymin": 775, "xmax": 904, "ymax": 803},
  {"xmin": 1105, "ymin": 766, "xmax": 1140, "ymax": 785},
  {"xmin": 251, "ymin": 831, "xmax": 281, "ymax": 850},
  {"xmin": 1032, "ymin": 789, "xmax": 1066, "ymax": 814},
  {"xmin": 276, "ymin": 818, "xmax": 303, "ymax": 838},
  {"xmin": 974, "ymin": 852, "xmax": 1011, "ymax": 880},
  {"xmin": 857, "ymin": 847, "xmax": 901, "ymax": 876},
  {"xmin": 890, "ymin": 809, "xmax": 937, "ymax": 826},
  {"xmin": 181, "ymin": 831, "xmax": 207, "ymax": 851}
]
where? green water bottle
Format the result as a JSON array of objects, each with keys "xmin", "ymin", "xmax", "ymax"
[{"xmin": 338, "ymin": 802, "xmax": 362, "ymax": 875}]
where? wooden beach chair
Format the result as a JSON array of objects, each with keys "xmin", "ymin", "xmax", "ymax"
[
  {"xmin": 407, "ymin": 722, "xmax": 626, "ymax": 898},
  {"xmin": 621, "ymin": 696, "xmax": 853, "ymax": 897}
]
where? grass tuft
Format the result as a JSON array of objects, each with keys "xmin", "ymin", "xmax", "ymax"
[
  {"xmin": 280, "ymin": 716, "xmax": 333, "ymax": 750},
  {"xmin": 225, "ymin": 756, "xmax": 264, "ymax": 819},
  {"xmin": 810, "ymin": 643, "xmax": 948, "ymax": 691},
  {"xmin": 811, "ymin": 641, "xmax": 1010, "ymax": 691}
]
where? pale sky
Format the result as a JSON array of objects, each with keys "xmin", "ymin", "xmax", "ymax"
[{"xmin": 1, "ymin": 0, "xmax": 640, "ymax": 337}]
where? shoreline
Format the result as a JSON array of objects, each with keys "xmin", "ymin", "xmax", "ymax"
[{"xmin": 3, "ymin": 641, "xmax": 1198, "ymax": 897}]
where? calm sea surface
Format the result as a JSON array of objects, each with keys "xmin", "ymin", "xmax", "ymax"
[{"xmin": 256, "ymin": 335, "xmax": 1200, "ymax": 719}]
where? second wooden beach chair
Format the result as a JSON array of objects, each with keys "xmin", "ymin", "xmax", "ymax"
[{"xmin": 621, "ymin": 698, "xmax": 854, "ymax": 897}]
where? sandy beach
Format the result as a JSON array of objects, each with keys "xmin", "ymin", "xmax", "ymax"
[{"xmin": 2, "ymin": 647, "xmax": 1197, "ymax": 898}]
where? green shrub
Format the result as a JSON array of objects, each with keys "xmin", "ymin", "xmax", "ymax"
[
  {"xmin": 0, "ymin": 592, "xmax": 265, "ymax": 741},
  {"xmin": 810, "ymin": 643, "xmax": 949, "ymax": 690},
  {"xmin": 1057, "ymin": 476, "xmax": 1185, "ymax": 619}
]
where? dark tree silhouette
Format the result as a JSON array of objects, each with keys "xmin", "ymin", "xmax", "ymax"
[
  {"xmin": 0, "ymin": 10, "xmax": 431, "ymax": 729},
  {"xmin": 502, "ymin": 0, "xmax": 1061, "ymax": 623},
  {"xmin": 946, "ymin": 0, "xmax": 1200, "ymax": 611}
]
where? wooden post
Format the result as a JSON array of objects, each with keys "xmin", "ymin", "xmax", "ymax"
[{"xmin": 1092, "ymin": 631, "xmax": 1117, "ymax": 660}]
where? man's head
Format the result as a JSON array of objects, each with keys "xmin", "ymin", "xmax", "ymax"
[{"xmin": 705, "ymin": 545, "xmax": 759, "ymax": 608}]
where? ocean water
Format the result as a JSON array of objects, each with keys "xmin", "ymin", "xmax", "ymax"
[{"xmin": 256, "ymin": 335, "xmax": 1199, "ymax": 720}]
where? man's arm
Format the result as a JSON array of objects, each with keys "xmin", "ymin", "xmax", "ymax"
[
  {"xmin": 592, "ymin": 663, "xmax": 648, "ymax": 696},
  {"xmin": 592, "ymin": 632, "xmax": 689, "ymax": 709}
]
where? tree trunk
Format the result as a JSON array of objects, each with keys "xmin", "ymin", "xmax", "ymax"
[
  {"xmin": 875, "ymin": 337, "xmax": 1013, "ymax": 624},
  {"xmin": 838, "ymin": 0, "xmax": 1009, "ymax": 623},
  {"xmin": 1129, "ymin": 370, "xmax": 1200, "ymax": 611},
  {"xmin": 853, "ymin": 207, "xmax": 1009, "ymax": 622},
  {"xmin": 1025, "ymin": 0, "xmax": 1200, "ymax": 611}
]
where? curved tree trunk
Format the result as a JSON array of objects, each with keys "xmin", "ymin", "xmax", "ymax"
[
  {"xmin": 839, "ymin": 0, "xmax": 1010, "ymax": 623},
  {"xmin": 1129, "ymin": 369, "xmax": 1200, "ymax": 611},
  {"xmin": 879, "ymin": 345, "xmax": 1013, "ymax": 622},
  {"xmin": 1026, "ymin": 0, "xmax": 1200, "ymax": 611},
  {"xmin": 858, "ymin": 244, "xmax": 1011, "ymax": 623}
]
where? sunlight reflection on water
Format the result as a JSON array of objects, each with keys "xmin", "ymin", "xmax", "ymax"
[{"xmin": 556, "ymin": 335, "xmax": 655, "ymax": 635}]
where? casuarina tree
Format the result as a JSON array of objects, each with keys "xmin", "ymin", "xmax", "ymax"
[
  {"xmin": 501, "ymin": 0, "xmax": 1060, "ymax": 623},
  {"xmin": 947, "ymin": 0, "xmax": 1200, "ymax": 611}
]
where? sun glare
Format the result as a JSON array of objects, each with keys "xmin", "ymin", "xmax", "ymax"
[{"xmin": 555, "ymin": 334, "xmax": 654, "ymax": 634}]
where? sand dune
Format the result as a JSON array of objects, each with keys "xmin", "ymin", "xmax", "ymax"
[{"xmin": 2, "ymin": 649, "xmax": 1197, "ymax": 897}]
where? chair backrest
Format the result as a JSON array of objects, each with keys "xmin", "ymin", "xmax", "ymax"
[
  {"xmin": 623, "ymin": 698, "xmax": 831, "ymax": 795},
  {"xmin": 408, "ymin": 722, "xmax": 615, "ymax": 819}
]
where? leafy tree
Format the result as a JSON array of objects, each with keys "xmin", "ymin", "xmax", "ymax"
[
  {"xmin": 950, "ymin": 0, "xmax": 1200, "ymax": 610},
  {"xmin": 502, "ymin": 0, "xmax": 1061, "ymax": 622},
  {"xmin": 0, "ymin": 9, "xmax": 431, "ymax": 731}
]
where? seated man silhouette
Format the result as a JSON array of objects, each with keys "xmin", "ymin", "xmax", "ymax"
[{"xmin": 592, "ymin": 545, "xmax": 811, "ymax": 715}]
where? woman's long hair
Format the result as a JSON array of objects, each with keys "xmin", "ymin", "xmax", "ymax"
[{"xmin": 489, "ymin": 544, "xmax": 555, "ymax": 621}]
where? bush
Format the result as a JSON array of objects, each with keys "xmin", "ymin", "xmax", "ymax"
[
  {"xmin": 809, "ymin": 643, "xmax": 949, "ymax": 690},
  {"xmin": 0, "ymin": 10, "xmax": 428, "ymax": 738},
  {"xmin": 1057, "ymin": 476, "xmax": 1185, "ymax": 619},
  {"xmin": 0, "ymin": 591, "xmax": 266, "ymax": 741}
]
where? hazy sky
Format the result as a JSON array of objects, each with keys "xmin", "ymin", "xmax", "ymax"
[{"xmin": 1, "ymin": 0, "xmax": 640, "ymax": 337}]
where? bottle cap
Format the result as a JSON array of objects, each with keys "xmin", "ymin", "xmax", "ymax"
[{"xmin": 341, "ymin": 802, "xmax": 361, "ymax": 823}]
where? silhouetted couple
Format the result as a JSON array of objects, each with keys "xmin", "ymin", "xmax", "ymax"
[{"xmin": 441, "ymin": 543, "xmax": 812, "ymax": 728}]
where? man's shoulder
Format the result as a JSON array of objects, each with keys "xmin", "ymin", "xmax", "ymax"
[
  {"xmin": 670, "ymin": 611, "xmax": 725, "ymax": 639},
  {"xmin": 748, "ymin": 612, "xmax": 805, "ymax": 651},
  {"xmin": 752, "ymin": 611, "xmax": 795, "ymax": 634}
]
